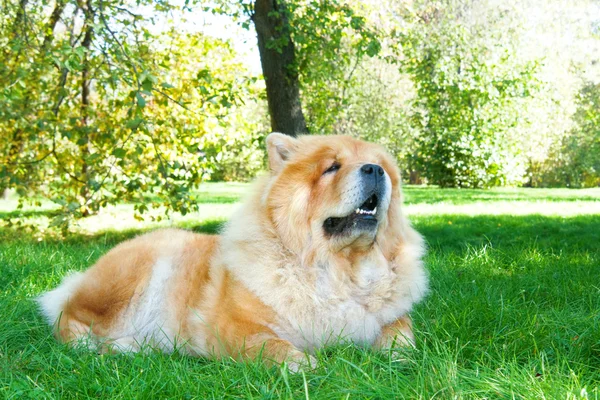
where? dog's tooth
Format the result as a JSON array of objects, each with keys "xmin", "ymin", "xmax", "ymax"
[{"xmin": 373, "ymin": 207, "xmax": 377, "ymax": 214}]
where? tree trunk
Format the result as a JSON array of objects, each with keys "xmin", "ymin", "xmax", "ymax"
[{"xmin": 252, "ymin": 0, "xmax": 308, "ymax": 137}]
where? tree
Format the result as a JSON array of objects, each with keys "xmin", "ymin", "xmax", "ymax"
[
  {"xmin": 252, "ymin": 0, "xmax": 307, "ymax": 136},
  {"xmin": 393, "ymin": 2, "xmax": 543, "ymax": 188},
  {"xmin": 0, "ymin": 0, "xmax": 260, "ymax": 229},
  {"xmin": 214, "ymin": 0, "xmax": 382, "ymax": 137},
  {"xmin": 543, "ymin": 82, "xmax": 600, "ymax": 187}
]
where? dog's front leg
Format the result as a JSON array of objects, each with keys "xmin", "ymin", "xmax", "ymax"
[
  {"xmin": 374, "ymin": 315, "xmax": 415, "ymax": 350},
  {"xmin": 243, "ymin": 334, "xmax": 316, "ymax": 372}
]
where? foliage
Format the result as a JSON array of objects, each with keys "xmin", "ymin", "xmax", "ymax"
[
  {"xmin": 198, "ymin": 110, "xmax": 268, "ymax": 182},
  {"xmin": 396, "ymin": 7, "xmax": 540, "ymax": 188},
  {"xmin": 287, "ymin": 1, "xmax": 382, "ymax": 132},
  {"xmin": 0, "ymin": 0, "xmax": 265, "ymax": 229},
  {"xmin": 338, "ymin": 60, "xmax": 417, "ymax": 160},
  {"xmin": 541, "ymin": 82, "xmax": 600, "ymax": 187},
  {"xmin": 568, "ymin": 83, "xmax": 600, "ymax": 186},
  {"xmin": 212, "ymin": 0, "xmax": 423, "ymax": 178},
  {"xmin": 213, "ymin": 0, "xmax": 599, "ymax": 189},
  {"xmin": 208, "ymin": 0, "xmax": 384, "ymax": 134}
]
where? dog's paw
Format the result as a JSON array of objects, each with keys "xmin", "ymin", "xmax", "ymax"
[
  {"xmin": 377, "ymin": 332, "xmax": 416, "ymax": 363},
  {"xmin": 381, "ymin": 337, "xmax": 417, "ymax": 363},
  {"xmin": 285, "ymin": 350, "xmax": 317, "ymax": 373},
  {"xmin": 98, "ymin": 336, "xmax": 141, "ymax": 355},
  {"xmin": 386, "ymin": 348, "xmax": 411, "ymax": 363}
]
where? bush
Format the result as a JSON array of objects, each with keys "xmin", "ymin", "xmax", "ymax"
[
  {"xmin": 540, "ymin": 83, "xmax": 600, "ymax": 187},
  {"xmin": 401, "ymin": 24, "xmax": 539, "ymax": 188}
]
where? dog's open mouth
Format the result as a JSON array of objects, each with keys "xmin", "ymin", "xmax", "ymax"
[
  {"xmin": 355, "ymin": 193, "xmax": 378, "ymax": 217},
  {"xmin": 323, "ymin": 193, "xmax": 379, "ymax": 236}
]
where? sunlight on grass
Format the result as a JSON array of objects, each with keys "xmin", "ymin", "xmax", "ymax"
[
  {"xmin": 1, "ymin": 184, "xmax": 599, "ymax": 235},
  {"xmin": 407, "ymin": 200, "xmax": 600, "ymax": 216}
]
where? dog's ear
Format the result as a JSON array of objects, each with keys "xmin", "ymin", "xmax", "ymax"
[{"xmin": 266, "ymin": 132, "xmax": 299, "ymax": 173}]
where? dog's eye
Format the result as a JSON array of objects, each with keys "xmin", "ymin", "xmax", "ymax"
[{"xmin": 323, "ymin": 162, "xmax": 341, "ymax": 175}]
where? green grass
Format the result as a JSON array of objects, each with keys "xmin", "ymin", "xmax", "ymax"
[{"xmin": 1, "ymin": 185, "xmax": 599, "ymax": 398}]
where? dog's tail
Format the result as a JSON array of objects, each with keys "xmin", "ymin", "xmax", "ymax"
[{"xmin": 37, "ymin": 271, "xmax": 85, "ymax": 326}]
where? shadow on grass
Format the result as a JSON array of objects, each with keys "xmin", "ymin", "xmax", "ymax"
[{"xmin": 415, "ymin": 217, "xmax": 600, "ymax": 368}]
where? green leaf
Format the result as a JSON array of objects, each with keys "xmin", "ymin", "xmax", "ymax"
[
  {"xmin": 136, "ymin": 92, "xmax": 146, "ymax": 107},
  {"xmin": 112, "ymin": 148, "xmax": 127, "ymax": 159},
  {"xmin": 125, "ymin": 117, "xmax": 144, "ymax": 129}
]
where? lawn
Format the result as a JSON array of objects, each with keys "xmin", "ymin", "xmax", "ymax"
[{"xmin": 1, "ymin": 184, "xmax": 599, "ymax": 398}]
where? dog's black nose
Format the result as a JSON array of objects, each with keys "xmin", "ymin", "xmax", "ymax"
[{"xmin": 361, "ymin": 164, "xmax": 384, "ymax": 177}]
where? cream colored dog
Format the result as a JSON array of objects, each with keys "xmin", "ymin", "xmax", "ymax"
[{"xmin": 39, "ymin": 133, "xmax": 428, "ymax": 369}]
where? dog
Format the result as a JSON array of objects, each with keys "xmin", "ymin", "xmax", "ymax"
[{"xmin": 38, "ymin": 133, "xmax": 428, "ymax": 370}]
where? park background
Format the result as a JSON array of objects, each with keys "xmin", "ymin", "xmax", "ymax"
[
  {"xmin": 1, "ymin": 0, "xmax": 599, "ymax": 398},
  {"xmin": 1, "ymin": 0, "xmax": 599, "ymax": 228}
]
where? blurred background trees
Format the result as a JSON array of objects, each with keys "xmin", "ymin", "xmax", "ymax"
[
  {"xmin": 0, "ymin": 0, "xmax": 266, "ymax": 225},
  {"xmin": 1, "ymin": 0, "xmax": 599, "ymax": 225}
]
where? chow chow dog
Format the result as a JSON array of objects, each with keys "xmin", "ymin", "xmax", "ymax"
[{"xmin": 38, "ymin": 133, "xmax": 428, "ymax": 369}]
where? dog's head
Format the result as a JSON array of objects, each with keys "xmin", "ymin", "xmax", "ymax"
[{"xmin": 265, "ymin": 133, "xmax": 403, "ymax": 256}]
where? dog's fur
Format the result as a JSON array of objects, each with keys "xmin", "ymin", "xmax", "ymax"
[{"xmin": 38, "ymin": 133, "xmax": 428, "ymax": 368}]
